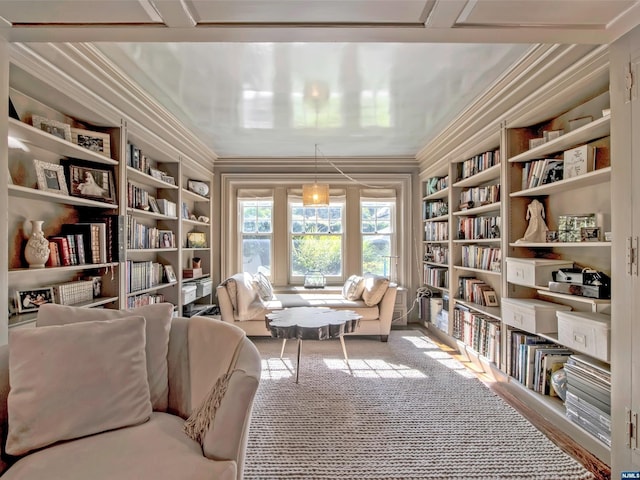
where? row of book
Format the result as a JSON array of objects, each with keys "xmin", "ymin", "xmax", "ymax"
[
  {"xmin": 461, "ymin": 245, "xmax": 501, "ymax": 272},
  {"xmin": 126, "ymin": 142, "xmax": 154, "ymax": 175},
  {"xmin": 457, "ymin": 276, "xmax": 498, "ymax": 307},
  {"xmin": 564, "ymin": 355, "xmax": 611, "ymax": 446},
  {"xmin": 452, "ymin": 305, "xmax": 501, "ymax": 365},
  {"xmin": 508, "ymin": 331, "xmax": 572, "ymax": 396},
  {"xmin": 126, "ymin": 292, "xmax": 167, "ymax": 309},
  {"xmin": 424, "ymin": 175, "xmax": 448, "ymax": 196},
  {"xmin": 424, "ymin": 244, "xmax": 449, "ymax": 264},
  {"xmin": 127, "ymin": 216, "xmax": 175, "ymax": 250},
  {"xmin": 457, "ymin": 148, "xmax": 500, "ymax": 180},
  {"xmin": 423, "ymin": 265, "xmax": 448, "ymax": 289},
  {"xmin": 53, "ymin": 280, "xmax": 94, "ymax": 306},
  {"xmin": 457, "ymin": 215, "xmax": 500, "ymax": 240},
  {"xmin": 458, "ymin": 184, "xmax": 500, "ymax": 209},
  {"xmin": 425, "ymin": 221, "xmax": 449, "ymax": 242},
  {"xmin": 46, "ymin": 217, "xmax": 124, "ymax": 267},
  {"xmin": 126, "ymin": 260, "xmax": 167, "ymax": 294},
  {"xmin": 423, "ymin": 200, "xmax": 448, "ymax": 219},
  {"xmin": 521, "ymin": 158, "xmax": 564, "ymax": 190}
]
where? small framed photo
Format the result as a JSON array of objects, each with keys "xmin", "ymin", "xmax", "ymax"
[
  {"xmin": 546, "ymin": 230, "xmax": 559, "ymax": 243},
  {"xmin": 148, "ymin": 196, "xmax": 161, "ymax": 214},
  {"xmin": 149, "ymin": 168, "xmax": 164, "ymax": 180},
  {"xmin": 182, "ymin": 202, "xmax": 190, "ymax": 219},
  {"xmin": 187, "ymin": 232, "xmax": 207, "ymax": 248},
  {"xmin": 162, "ymin": 175, "xmax": 175, "ymax": 185},
  {"xmin": 31, "ymin": 115, "xmax": 71, "ymax": 142},
  {"xmin": 164, "ymin": 265, "xmax": 177, "ymax": 283},
  {"xmin": 71, "ymin": 127, "xmax": 111, "ymax": 158},
  {"xmin": 68, "ymin": 164, "xmax": 115, "ymax": 203},
  {"xmin": 483, "ymin": 290, "xmax": 499, "ymax": 307},
  {"xmin": 159, "ymin": 230, "xmax": 174, "ymax": 248},
  {"xmin": 33, "ymin": 159, "xmax": 69, "ymax": 195},
  {"xmin": 16, "ymin": 287, "xmax": 54, "ymax": 314},
  {"xmin": 581, "ymin": 227, "xmax": 601, "ymax": 242}
]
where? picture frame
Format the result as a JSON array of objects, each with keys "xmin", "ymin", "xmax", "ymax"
[
  {"xmin": 148, "ymin": 196, "xmax": 161, "ymax": 214},
  {"xmin": 33, "ymin": 159, "xmax": 69, "ymax": 195},
  {"xmin": 149, "ymin": 168, "xmax": 164, "ymax": 180},
  {"xmin": 16, "ymin": 287, "xmax": 54, "ymax": 313},
  {"xmin": 182, "ymin": 202, "xmax": 190, "ymax": 219},
  {"xmin": 159, "ymin": 230, "xmax": 174, "ymax": 248},
  {"xmin": 186, "ymin": 232, "xmax": 207, "ymax": 248},
  {"xmin": 31, "ymin": 115, "xmax": 72, "ymax": 142},
  {"xmin": 546, "ymin": 230, "xmax": 559, "ymax": 243},
  {"xmin": 70, "ymin": 127, "xmax": 111, "ymax": 158},
  {"xmin": 581, "ymin": 226, "xmax": 601, "ymax": 242},
  {"xmin": 164, "ymin": 265, "xmax": 177, "ymax": 284},
  {"xmin": 68, "ymin": 164, "xmax": 115, "ymax": 203},
  {"xmin": 483, "ymin": 290, "xmax": 499, "ymax": 307}
]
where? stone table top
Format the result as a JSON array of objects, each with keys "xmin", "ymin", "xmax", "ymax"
[{"xmin": 266, "ymin": 306, "xmax": 361, "ymax": 340}]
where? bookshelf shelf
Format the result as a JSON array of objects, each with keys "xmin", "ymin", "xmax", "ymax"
[
  {"xmin": 423, "ymin": 261, "xmax": 449, "ymax": 268},
  {"xmin": 454, "ymin": 266, "xmax": 501, "ymax": 276},
  {"xmin": 423, "ymin": 187, "xmax": 448, "ymax": 201},
  {"xmin": 423, "ymin": 214, "xmax": 448, "ymax": 222},
  {"xmin": 8, "ymin": 118, "xmax": 118, "ymax": 166},
  {"xmin": 126, "ymin": 167, "xmax": 179, "ymax": 190},
  {"xmin": 9, "ymin": 185, "xmax": 117, "ymax": 209},
  {"xmin": 423, "ymin": 240, "xmax": 449, "ymax": 245},
  {"xmin": 126, "ymin": 207, "xmax": 178, "ymax": 221},
  {"xmin": 453, "ymin": 201, "xmax": 501, "ymax": 216},
  {"xmin": 8, "ymin": 296, "xmax": 119, "ymax": 328},
  {"xmin": 181, "ymin": 188, "xmax": 210, "ymax": 202},
  {"xmin": 510, "ymin": 167, "xmax": 611, "ymax": 197},
  {"xmin": 182, "ymin": 247, "xmax": 211, "ymax": 252},
  {"xmin": 536, "ymin": 289, "xmax": 611, "ymax": 306},
  {"xmin": 507, "ymin": 116, "xmax": 610, "ymax": 163},
  {"xmin": 127, "ymin": 248, "xmax": 178, "ymax": 253},
  {"xmin": 508, "ymin": 241, "xmax": 611, "ymax": 248},
  {"xmin": 182, "ymin": 273, "xmax": 211, "ymax": 284},
  {"xmin": 9, "ymin": 262, "xmax": 117, "ymax": 276},
  {"xmin": 453, "ymin": 238, "xmax": 501, "ymax": 244},
  {"xmin": 182, "ymin": 218, "xmax": 211, "ymax": 227},
  {"xmin": 126, "ymin": 282, "xmax": 177, "ymax": 297},
  {"xmin": 454, "ymin": 298, "xmax": 501, "ymax": 321},
  {"xmin": 453, "ymin": 163, "xmax": 501, "ymax": 188}
]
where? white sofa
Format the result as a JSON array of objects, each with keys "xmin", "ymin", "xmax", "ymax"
[
  {"xmin": 217, "ymin": 273, "xmax": 398, "ymax": 342},
  {"xmin": 0, "ymin": 303, "xmax": 261, "ymax": 480}
]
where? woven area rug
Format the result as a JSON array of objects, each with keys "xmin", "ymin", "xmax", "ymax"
[{"xmin": 244, "ymin": 330, "xmax": 594, "ymax": 480}]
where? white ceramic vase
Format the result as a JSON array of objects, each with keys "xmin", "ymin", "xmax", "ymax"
[{"xmin": 25, "ymin": 220, "xmax": 50, "ymax": 268}]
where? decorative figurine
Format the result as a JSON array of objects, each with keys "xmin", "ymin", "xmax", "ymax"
[{"xmin": 517, "ymin": 199, "xmax": 548, "ymax": 243}]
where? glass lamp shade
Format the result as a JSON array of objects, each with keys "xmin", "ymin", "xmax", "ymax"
[{"xmin": 302, "ymin": 183, "xmax": 330, "ymax": 206}]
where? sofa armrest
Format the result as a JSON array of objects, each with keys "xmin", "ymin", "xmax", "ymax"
[
  {"xmin": 377, "ymin": 283, "xmax": 398, "ymax": 336},
  {"xmin": 216, "ymin": 284, "xmax": 236, "ymax": 324}
]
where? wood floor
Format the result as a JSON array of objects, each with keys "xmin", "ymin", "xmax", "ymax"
[{"xmin": 416, "ymin": 326, "xmax": 611, "ymax": 480}]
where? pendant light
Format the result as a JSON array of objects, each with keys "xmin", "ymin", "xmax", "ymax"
[{"xmin": 302, "ymin": 144, "xmax": 329, "ymax": 206}]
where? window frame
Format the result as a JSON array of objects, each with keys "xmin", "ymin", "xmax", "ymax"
[{"xmin": 360, "ymin": 199, "xmax": 396, "ymax": 278}]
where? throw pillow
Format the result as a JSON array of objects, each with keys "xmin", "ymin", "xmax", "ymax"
[
  {"xmin": 253, "ymin": 271, "xmax": 274, "ymax": 301},
  {"xmin": 36, "ymin": 302, "xmax": 173, "ymax": 412},
  {"xmin": 222, "ymin": 273, "xmax": 265, "ymax": 321},
  {"xmin": 6, "ymin": 316, "xmax": 152, "ymax": 456},
  {"xmin": 362, "ymin": 275, "xmax": 390, "ymax": 307},
  {"xmin": 342, "ymin": 275, "xmax": 365, "ymax": 301}
]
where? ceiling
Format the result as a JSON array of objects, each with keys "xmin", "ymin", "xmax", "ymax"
[{"xmin": 1, "ymin": 0, "xmax": 639, "ymax": 159}]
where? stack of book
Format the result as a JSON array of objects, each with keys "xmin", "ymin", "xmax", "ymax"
[
  {"xmin": 125, "ymin": 260, "xmax": 165, "ymax": 294},
  {"xmin": 53, "ymin": 280, "xmax": 94, "ymax": 306},
  {"xmin": 564, "ymin": 355, "xmax": 611, "ymax": 446},
  {"xmin": 457, "ymin": 216, "xmax": 500, "ymax": 240},
  {"xmin": 458, "ymin": 148, "xmax": 500, "ymax": 180},
  {"xmin": 452, "ymin": 305, "xmax": 501, "ymax": 364},
  {"xmin": 458, "ymin": 184, "xmax": 500, "ymax": 208},
  {"xmin": 457, "ymin": 276, "xmax": 497, "ymax": 307},
  {"xmin": 521, "ymin": 158, "xmax": 564, "ymax": 189}
]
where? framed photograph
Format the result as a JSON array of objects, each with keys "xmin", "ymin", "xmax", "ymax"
[
  {"xmin": 148, "ymin": 196, "xmax": 161, "ymax": 214},
  {"xmin": 31, "ymin": 115, "xmax": 72, "ymax": 142},
  {"xmin": 70, "ymin": 127, "xmax": 111, "ymax": 158},
  {"xmin": 581, "ymin": 227, "xmax": 601, "ymax": 242},
  {"xmin": 483, "ymin": 290, "xmax": 499, "ymax": 307},
  {"xmin": 546, "ymin": 230, "xmax": 559, "ymax": 243},
  {"xmin": 33, "ymin": 159, "xmax": 69, "ymax": 195},
  {"xmin": 159, "ymin": 230, "xmax": 174, "ymax": 248},
  {"xmin": 16, "ymin": 287, "xmax": 54, "ymax": 314},
  {"xmin": 164, "ymin": 265, "xmax": 177, "ymax": 284},
  {"xmin": 162, "ymin": 174, "xmax": 175, "ymax": 185},
  {"xmin": 182, "ymin": 202, "xmax": 190, "ymax": 219},
  {"xmin": 149, "ymin": 168, "xmax": 164, "ymax": 180},
  {"xmin": 187, "ymin": 232, "xmax": 207, "ymax": 248},
  {"xmin": 68, "ymin": 164, "xmax": 115, "ymax": 203}
]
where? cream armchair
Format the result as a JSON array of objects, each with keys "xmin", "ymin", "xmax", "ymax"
[{"xmin": 0, "ymin": 309, "xmax": 261, "ymax": 480}]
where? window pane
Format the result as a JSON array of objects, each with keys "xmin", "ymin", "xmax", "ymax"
[
  {"xmin": 291, "ymin": 235, "xmax": 342, "ymax": 276},
  {"xmin": 362, "ymin": 235, "xmax": 390, "ymax": 276},
  {"xmin": 361, "ymin": 220, "xmax": 376, "ymax": 233},
  {"xmin": 242, "ymin": 236, "xmax": 271, "ymax": 275}
]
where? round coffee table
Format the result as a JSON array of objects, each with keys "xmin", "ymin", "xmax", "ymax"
[{"xmin": 266, "ymin": 306, "xmax": 361, "ymax": 383}]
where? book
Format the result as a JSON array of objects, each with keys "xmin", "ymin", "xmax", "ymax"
[
  {"xmin": 46, "ymin": 241, "xmax": 60, "ymax": 267},
  {"xmin": 49, "ymin": 236, "xmax": 71, "ymax": 266}
]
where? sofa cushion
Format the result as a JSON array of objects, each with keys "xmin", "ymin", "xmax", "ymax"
[
  {"xmin": 265, "ymin": 294, "xmax": 380, "ymax": 321},
  {"xmin": 6, "ymin": 317, "xmax": 152, "ymax": 456},
  {"xmin": 253, "ymin": 271, "xmax": 274, "ymax": 301},
  {"xmin": 362, "ymin": 275, "xmax": 390, "ymax": 307},
  {"xmin": 2, "ymin": 413, "xmax": 236, "ymax": 480},
  {"xmin": 342, "ymin": 275, "xmax": 365, "ymax": 300},
  {"xmin": 222, "ymin": 273, "xmax": 265, "ymax": 321},
  {"xmin": 36, "ymin": 303, "xmax": 173, "ymax": 412}
]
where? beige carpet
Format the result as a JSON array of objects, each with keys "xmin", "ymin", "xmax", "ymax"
[{"xmin": 244, "ymin": 330, "xmax": 594, "ymax": 480}]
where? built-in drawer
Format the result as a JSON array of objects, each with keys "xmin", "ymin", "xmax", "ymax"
[
  {"xmin": 506, "ymin": 258, "xmax": 573, "ymax": 287},
  {"xmin": 557, "ymin": 311, "xmax": 611, "ymax": 362},
  {"xmin": 501, "ymin": 298, "xmax": 571, "ymax": 334}
]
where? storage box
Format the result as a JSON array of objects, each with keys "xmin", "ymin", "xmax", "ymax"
[
  {"xmin": 506, "ymin": 258, "xmax": 573, "ymax": 287},
  {"xmin": 182, "ymin": 285, "xmax": 197, "ymax": 305},
  {"xmin": 195, "ymin": 278, "xmax": 213, "ymax": 297},
  {"xmin": 501, "ymin": 298, "xmax": 571, "ymax": 334},
  {"xmin": 557, "ymin": 311, "xmax": 611, "ymax": 362},
  {"xmin": 183, "ymin": 268, "xmax": 203, "ymax": 279}
]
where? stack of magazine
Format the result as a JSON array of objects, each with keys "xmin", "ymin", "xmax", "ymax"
[{"xmin": 563, "ymin": 355, "xmax": 611, "ymax": 446}]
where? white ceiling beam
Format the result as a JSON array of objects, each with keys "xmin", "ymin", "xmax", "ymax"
[
  {"xmin": 424, "ymin": 0, "xmax": 468, "ymax": 28},
  {"xmin": 148, "ymin": 0, "xmax": 197, "ymax": 28},
  {"xmin": 605, "ymin": 0, "xmax": 640, "ymax": 43}
]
